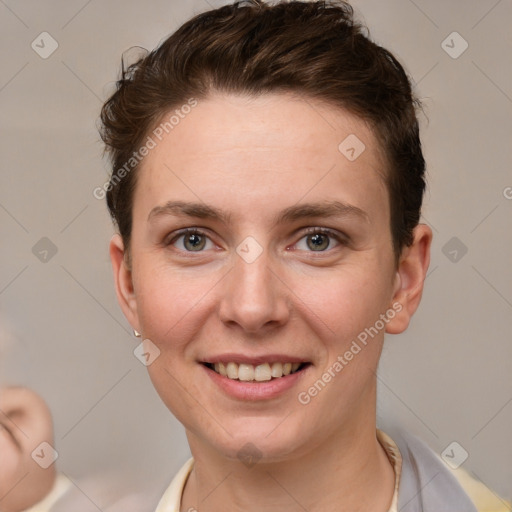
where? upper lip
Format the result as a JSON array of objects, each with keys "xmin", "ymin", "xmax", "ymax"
[{"xmin": 201, "ymin": 353, "xmax": 309, "ymax": 365}]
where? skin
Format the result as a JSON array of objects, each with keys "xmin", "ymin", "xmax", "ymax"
[
  {"xmin": 0, "ymin": 387, "xmax": 56, "ymax": 512},
  {"xmin": 110, "ymin": 92, "xmax": 432, "ymax": 512}
]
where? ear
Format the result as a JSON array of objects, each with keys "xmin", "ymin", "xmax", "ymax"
[
  {"xmin": 385, "ymin": 224, "xmax": 432, "ymax": 334},
  {"xmin": 109, "ymin": 234, "xmax": 140, "ymax": 332}
]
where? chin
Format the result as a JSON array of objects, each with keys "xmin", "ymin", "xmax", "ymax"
[{"xmin": 204, "ymin": 416, "xmax": 307, "ymax": 463}]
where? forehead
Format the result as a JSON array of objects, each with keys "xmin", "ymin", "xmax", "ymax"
[{"xmin": 133, "ymin": 92, "xmax": 389, "ymax": 225}]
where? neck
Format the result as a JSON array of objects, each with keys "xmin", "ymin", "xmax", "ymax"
[{"xmin": 180, "ymin": 396, "xmax": 395, "ymax": 512}]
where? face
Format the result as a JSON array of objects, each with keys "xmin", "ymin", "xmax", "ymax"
[{"xmin": 111, "ymin": 92, "xmax": 431, "ymax": 462}]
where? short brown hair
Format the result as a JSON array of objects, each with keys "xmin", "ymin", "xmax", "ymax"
[{"xmin": 99, "ymin": 0, "xmax": 425, "ymax": 262}]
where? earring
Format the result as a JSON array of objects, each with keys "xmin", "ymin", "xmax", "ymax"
[{"xmin": 133, "ymin": 329, "xmax": 141, "ymax": 338}]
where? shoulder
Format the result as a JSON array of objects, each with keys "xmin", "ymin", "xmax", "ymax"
[
  {"xmin": 389, "ymin": 429, "xmax": 478, "ymax": 512},
  {"xmin": 389, "ymin": 429, "xmax": 510, "ymax": 512}
]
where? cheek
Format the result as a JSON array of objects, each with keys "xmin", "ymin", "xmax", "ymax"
[
  {"xmin": 294, "ymin": 264, "xmax": 391, "ymax": 340},
  {"xmin": 134, "ymin": 267, "xmax": 215, "ymax": 348}
]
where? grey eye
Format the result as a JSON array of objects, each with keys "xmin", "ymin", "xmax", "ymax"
[
  {"xmin": 182, "ymin": 233, "xmax": 207, "ymax": 251},
  {"xmin": 306, "ymin": 233, "xmax": 330, "ymax": 251}
]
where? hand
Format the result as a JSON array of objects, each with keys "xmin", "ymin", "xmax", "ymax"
[{"xmin": 0, "ymin": 387, "xmax": 56, "ymax": 512}]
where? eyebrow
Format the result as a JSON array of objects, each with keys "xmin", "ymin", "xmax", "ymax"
[{"xmin": 147, "ymin": 200, "xmax": 369, "ymax": 226}]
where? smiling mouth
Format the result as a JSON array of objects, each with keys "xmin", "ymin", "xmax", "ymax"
[{"xmin": 203, "ymin": 361, "xmax": 310, "ymax": 382}]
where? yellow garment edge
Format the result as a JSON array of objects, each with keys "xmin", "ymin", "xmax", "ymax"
[
  {"xmin": 20, "ymin": 448, "xmax": 510, "ymax": 511},
  {"xmin": 449, "ymin": 466, "xmax": 511, "ymax": 512},
  {"xmin": 154, "ymin": 430, "xmax": 511, "ymax": 512}
]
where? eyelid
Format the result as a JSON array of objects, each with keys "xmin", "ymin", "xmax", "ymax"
[
  {"xmin": 165, "ymin": 227, "xmax": 210, "ymax": 244},
  {"xmin": 294, "ymin": 226, "xmax": 349, "ymax": 248},
  {"xmin": 301, "ymin": 226, "xmax": 347, "ymax": 238},
  {"xmin": 164, "ymin": 227, "xmax": 218, "ymax": 253}
]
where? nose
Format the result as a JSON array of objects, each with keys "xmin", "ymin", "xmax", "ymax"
[{"xmin": 218, "ymin": 245, "xmax": 290, "ymax": 334}]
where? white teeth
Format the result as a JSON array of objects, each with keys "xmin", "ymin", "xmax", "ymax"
[
  {"xmin": 238, "ymin": 364, "xmax": 255, "ymax": 381},
  {"xmin": 254, "ymin": 363, "xmax": 272, "ymax": 381},
  {"xmin": 271, "ymin": 362, "xmax": 283, "ymax": 377},
  {"xmin": 226, "ymin": 362, "xmax": 238, "ymax": 379},
  {"xmin": 210, "ymin": 361, "xmax": 305, "ymax": 381}
]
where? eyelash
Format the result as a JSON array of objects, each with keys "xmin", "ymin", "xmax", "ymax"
[
  {"xmin": 296, "ymin": 227, "xmax": 347, "ymax": 251},
  {"xmin": 166, "ymin": 227, "xmax": 347, "ymax": 253}
]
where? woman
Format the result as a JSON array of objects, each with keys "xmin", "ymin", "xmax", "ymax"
[{"xmin": 100, "ymin": 1, "xmax": 477, "ymax": 510}]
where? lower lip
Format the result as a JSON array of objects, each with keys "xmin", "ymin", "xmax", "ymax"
[{"xmin": 202, "ymin": 364, "xmax": 309, "ymax": 400}]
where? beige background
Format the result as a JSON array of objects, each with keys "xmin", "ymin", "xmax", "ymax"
[{"xmin": 1, "ymin": 0, "xmax": 511, "ymax": 504}]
